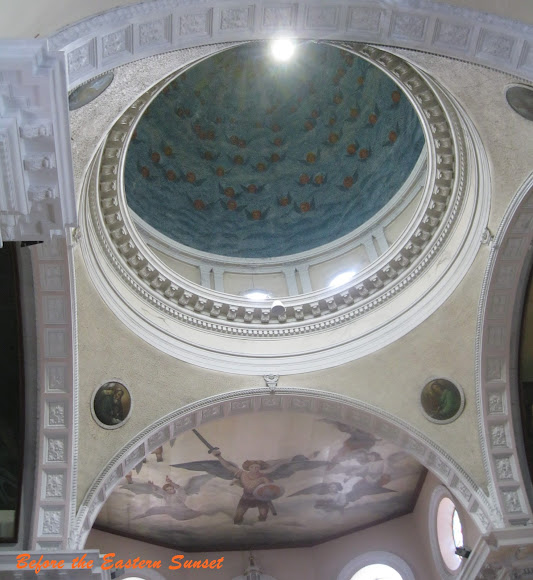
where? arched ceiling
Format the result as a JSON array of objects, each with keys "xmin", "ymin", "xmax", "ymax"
[
  {"xmin": 96, "ymin": 411, "xmax": 426, "ymax": 551},
  {"xmin": 2, "ymin": 0, "xmax": 533, "ymax": 39},
  {"xmin": 125, "ymin": 43, "xmax": 424, "ymax": 258}
]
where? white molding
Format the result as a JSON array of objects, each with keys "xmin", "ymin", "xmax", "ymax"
[
  {"xmin": 476, "ymin": 171, "xmax": 533, "ymax": 528},
  {"xmin": 0, "ymin": 40, "xmax": 77, "ymax": 246},
  {"xmin": 30, "ymin": 238, "xmax": 78, "ymax": 551},
  {"xmin": 47, "ymin": 0, "xmax": 533, "ymax": 90},
  {"xmin": 71, "ymin": 388, "xmax": 495, "ymax": 550},
  {"xmin": 337, "ymin": 550, "xmax": 415, "ymax": 580}
]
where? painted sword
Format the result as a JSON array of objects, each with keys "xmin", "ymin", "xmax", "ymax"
[{"xmin": 192, "ymin": 428, "xmax": 220, "ymax": 454}]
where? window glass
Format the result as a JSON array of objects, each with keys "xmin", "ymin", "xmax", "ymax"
[
  {"xmin": 452, "ymin": 508, "xmax": 463, "ymax": 548},
  {"xmin": 437, "ymin": 497, "xmax": 461, "ymax": 571},
  {"xmin": 351, "ymin": 563, "xmax": 403, "ymax": 580}
]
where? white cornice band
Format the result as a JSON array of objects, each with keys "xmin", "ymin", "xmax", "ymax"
[
  {"xmin": 48, "ymin": 0, "xmax": 533, "ymax": 91},
  {"xmin": 476, "ymin": 171, "xmax": 533, "ymax": 528}
]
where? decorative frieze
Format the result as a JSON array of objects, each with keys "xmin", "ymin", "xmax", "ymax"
[
  {"xmin": 180, "ymin": 11, "xmax": 211, "ymax": 36},
  {"xmin": 46, "ymin": 437, "xmax": 66, "ymax": 463},
  {"xmin": 495, "ymin": 457, "xmax": 514, "ymax": 481},
  {"xmin": 348, "ymin": 7, "xmax": 383, "ymax": 34},
  {"xmin": 433, "ymin": 19, "xmax": 471, "ymax": 49},
  {"xmin": 476, "ymin": 29, "xmax": 516, "ymax": 63},
  {"xmin": 220, "ymin": 6, "xmax": 254, "ymax": 30},
  {"xmin": 478, "ymin": 175, "xmax": 533, "ymax": 527},
  {"xmin": 262, "ymin": 5, "xmax": 297, "ymax": 29},
  {"xmin": 305, "ymin": 6, "xmax": 339, "ymax": 29},
  {"xmin": 47, "ymin": 402, "xmax": 66, "ymax": 427},
  {"xmin": 44, "ymin": 472, "xmax": 65, "ymax": 499},
  {"xmin": 45, "ymin": 0, "xmax": 533, "ymax": 92},
  {"xmin": 390, "ymin": 13, "xmax": 427, "ymax": 41}
]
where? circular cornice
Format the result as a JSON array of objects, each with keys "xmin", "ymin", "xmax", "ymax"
[{"xmin": 80, "ymin": 42, "xmax": 490, "ymax": 374}]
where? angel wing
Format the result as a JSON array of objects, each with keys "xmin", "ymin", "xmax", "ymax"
[
  {"xmin": 170, "ymin": 460, "xmax": 236, "ymax": 481},
  {"xmin": 132, "ymin": 504, "xmax": 204, "ymax": 522},
  {"xmin": 288, "ymin": 481, "xmax": 342, "ymax": 497},
  {"xmin": 182, "ymin": 473, "xmax": 215, "ymax": 495},
  {"xmin": 265, "ymin": 455, "xmax": 332, "ymax": 480},
  {"xmin": 318, "ymin": 418, "xmax": 363, "ymax": 435},
  {"xmin": 345, "ymin": 479, "xmax": 396, "ymax": 504},
  {"xmin": 119, "ymin": 482, "xmax": 166, "ymax": 499},
  {"xmin": 321, "ymin": 419, "xmax": 378, "ymax": 447}
]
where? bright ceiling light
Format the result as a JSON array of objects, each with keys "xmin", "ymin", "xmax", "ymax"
[
  {"xmin": 270, "ymin": 38, "xmax": 296, "ymax": 61},
  {"xmin": 242, "ymin": 290, "xmax": 272, "ymax": 301},
  {"xmin": 328, "ymin": 270, "xmax": 356, "ymax": 289}
]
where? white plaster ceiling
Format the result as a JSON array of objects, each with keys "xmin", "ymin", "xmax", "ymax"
[{"xmin": 7, "ymin": 0, "xmax": 532, "ymax": 558}]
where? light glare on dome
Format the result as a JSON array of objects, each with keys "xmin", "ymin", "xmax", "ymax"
[
  {"xmin": 243, "ymin": 290, "xmax": 271, "ymax": 300},
  {"xmin": 271, "ymin": 38, "xmax": 295, "ymax": 61},
  {"xmin": 329, "ymin": 270, "xmax": 356, "ymax": 288}
]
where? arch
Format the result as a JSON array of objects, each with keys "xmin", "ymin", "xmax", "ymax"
[
  {"xmin": 70, "ymin": 388, "xmax": 494, "ymax": 550},
  {"xmin": 477, "ymin": 171, "xmax": 533, "ymax": 526},
  {"xmin": 337, "ymin": 550, "xmax": 415, "ymax": 580},
  {"xmin": 49, "ymin": 0, "xmax": 533, "ymax": 91}
]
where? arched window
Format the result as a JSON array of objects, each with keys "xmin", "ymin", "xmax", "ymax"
[
  {"xmin": 123, "ymin": 572, "xmax": 166, "ymax": 580},
  {"xmin": 337, "ymin": 551, "xmax": 415, "ymax": 580},
  {"xmin": 429, "ymin": 486, "xmax": 466, "ymax": 577},
  {"xmin": 351, "ymin": 563, "xmax": 403, "ymax": 579}
]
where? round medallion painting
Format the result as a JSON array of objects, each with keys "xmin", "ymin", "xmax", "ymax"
[
  {"xmin": 506, "ymin": 85, "xmax": 533, "ymax": 121},
  {"xmin": 69, "ymin": 72, "xmax": 114, "ymax": 111},
  {"xmin": 420, "ymin": 378, "xmax": 464, "ymax": 424},
  {"xmin": 92, "ymin": 381, "xmax": 131, "ymax": 429}
]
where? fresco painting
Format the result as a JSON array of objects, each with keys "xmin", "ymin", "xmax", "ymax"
[
  {"xmin": 96, "ymin": 412, "xmax": 426, "ymax": 550},
  {"xmin": 506, "ymin": 85, "xmax": 533, "ymax": 122},
  {"xmin": 420, "ymin": 378, "xmax": 464, "ymax": 423},
  {"xmin": 125, "ymin": 43, "xmax": 425, "ymax": 258},
  {"xmin": 69, "ymin": 72, "xmax": 114, "ymax": 111},
  {"xmin": 92, "ymin": 381, "xmax": 131, "ymax": 428}
]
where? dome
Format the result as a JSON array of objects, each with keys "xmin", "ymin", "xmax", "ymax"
[
  {"xmin": 84, "ymin": 42, "xmax": 483, "ymax": 374},
  {"xmin": 125, "ymin": 43, "xmax": 425, "ymax": 260}
]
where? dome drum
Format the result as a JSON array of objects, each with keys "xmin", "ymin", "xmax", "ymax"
[{"xmin": 80, "ymin": 42, "xmax": 488, "ymax": 373}]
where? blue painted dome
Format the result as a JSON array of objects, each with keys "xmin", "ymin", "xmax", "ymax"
[{"xmin": 125, "ymin": 43, "xmax": 425, "ymax": 259}]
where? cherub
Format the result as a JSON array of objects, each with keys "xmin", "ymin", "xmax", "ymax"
[{"xmin": 121, "ymin": 473, "xmax": 215, "ymax": 522}]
